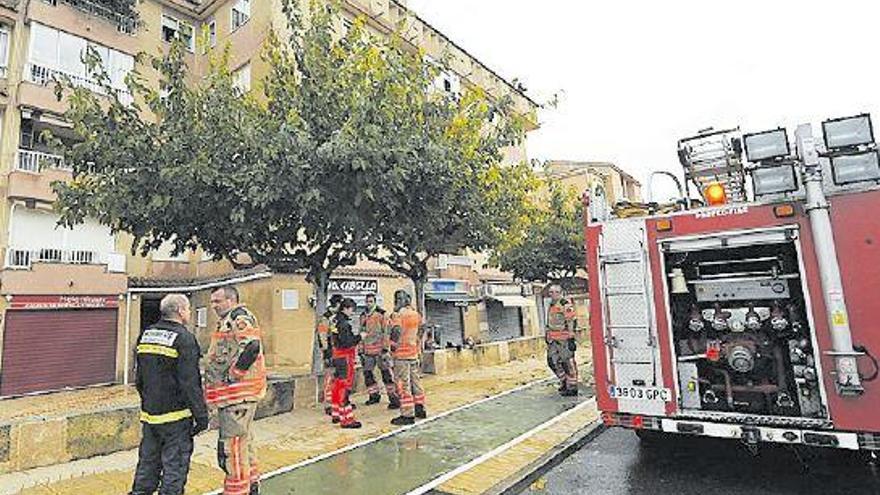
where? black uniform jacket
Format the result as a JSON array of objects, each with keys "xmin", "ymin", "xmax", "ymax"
[
  {"xmin": 332, "ymin": 312, "xmax": 361, "ymax": 350},
  {"xmin": 135, "ymin": 320, "xmax": 208, "ymax": 424}
]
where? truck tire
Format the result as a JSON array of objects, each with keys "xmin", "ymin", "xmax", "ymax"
[{"xmin": 634, "ymin": 429, "xmax": 670, "ymax": 446}]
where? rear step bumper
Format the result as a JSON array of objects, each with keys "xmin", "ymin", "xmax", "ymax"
[{"xmin": 602, "ymin": 411, "xmax": 878, "ymax": 450}]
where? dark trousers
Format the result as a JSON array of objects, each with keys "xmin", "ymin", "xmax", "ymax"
[{"xmin": 130, "ymin": 419, "xmax": 194, "ymax": 495}]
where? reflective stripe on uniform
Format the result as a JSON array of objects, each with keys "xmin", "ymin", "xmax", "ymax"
[
  {"xmin": 136, "ymin": 343, "xmax": 179, "ymax": 358},
  {"xmin": 140, "ymin": 408, "xmax": 192, "ymax": 424}
]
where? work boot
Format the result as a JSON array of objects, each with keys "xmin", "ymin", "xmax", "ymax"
[
  {"xmin": 324, "ymin": 406, "xmax": 332, "ymax": 416},
  {"xmin": 391, "ymin": 416, "xmax": 415, "ymax": 426},
  {"xmin": 249, "ymin": 483, "xmax": 261, "ymax": 495},
  {"xmin": 365, "ymin": 393, "xmax": 381, "ymax": 405},
  {"xmin": 387, "ymin": 397, "xmax": 401, "ymax": 410},
  {"xmin": 561, "ymin": 388, "xmax": 579, "ymax": 397},
  {"xmin": 341, "ymin": 421, "xmax": 362, "ymax": 429},
  {"xmin": 415, "ymin": 404, "xmax": 427, "ymax": 419}
]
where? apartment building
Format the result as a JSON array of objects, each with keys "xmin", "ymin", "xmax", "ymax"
[{"xmin": 0, "ymin": 0, "xmax": 539, "ymax": 396}]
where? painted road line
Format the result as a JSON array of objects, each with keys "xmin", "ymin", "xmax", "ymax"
[
  {"xmin": 202, "ymin": 376, "xmax": 556, "ymax": 495},
  {"xmin": 402, "ymin": 398, "xmax": 598, "ymax": 495}
]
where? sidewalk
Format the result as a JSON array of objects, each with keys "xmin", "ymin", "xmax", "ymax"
[{"xmin": 5, "ymin": 351, "xmax": 590, "ymax": 495}]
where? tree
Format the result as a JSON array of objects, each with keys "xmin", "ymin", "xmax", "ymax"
[
  {"xmin": 52, "ymin": 2, "xmax": 408, "ymax": 319},
  {"xmin": 491, "ymin": 181, "xmax": 586, "ymax": 283}
]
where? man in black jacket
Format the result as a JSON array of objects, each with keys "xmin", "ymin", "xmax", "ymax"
[{"xmin": 130, "ymin": 293, "xmax": 209, "ymax": 495}]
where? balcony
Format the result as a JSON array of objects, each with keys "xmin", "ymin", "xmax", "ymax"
[
  {"xmin": 8, "ymin": 150, "xmax": 70, "ymax": 203},
  {"xmin": 5, "ymin": 247, "xmax": 126, "ymax": 271},
  {"xmin": 2, "ymin": 247, "xmax": 127, "ymax": 295},
  {"xmin": 42, "ymin": 0, "xmax": 138, "ymax": 35},
  {"xmin": 15, "ymin": 149, "xmax": 67, "ymax": 173},
  {"xmin": 25, "ymin": 63, "xmax": 132, "ymax": 105}
]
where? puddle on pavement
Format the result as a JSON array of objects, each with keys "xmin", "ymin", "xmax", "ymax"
[{"xmin": 261, "ymin": 382, "xmax": 588, "ymax": 495}]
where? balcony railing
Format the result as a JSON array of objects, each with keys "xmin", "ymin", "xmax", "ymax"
[
  {"xmin": 5, "ymin": 248, "xmax": 101, "ymax": 269},
  {"xmin": 15, "ymin": 149, "xmax": 68, "ymax": 173},
  {"xmin": 26, "ymin": 63, "xmax": 133, "ymax": 105},
  {"xmin": 43, "ymin": 0, "xmax": 138, "ymax": 35}
]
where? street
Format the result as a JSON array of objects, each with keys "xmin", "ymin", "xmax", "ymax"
[
  {"xmin": 256, "ymin": 380, "xmax": 589, "ymax": 495},
  {"xmin": 519, "ymin": 427, "xmax": 880, "ymax": 495}
]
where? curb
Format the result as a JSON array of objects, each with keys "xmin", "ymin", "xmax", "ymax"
[{"xmin": 493, "ymin": 420, "xmax": 606, "ymax": 495}]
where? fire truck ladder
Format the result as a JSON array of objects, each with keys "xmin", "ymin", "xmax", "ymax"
[{"xmin": 598, "ymin": 220, "xmax": 660, "ymax": 406}]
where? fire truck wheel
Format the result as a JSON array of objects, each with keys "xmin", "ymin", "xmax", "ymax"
[{"xmin": 634, "ymin": 429, "xmax": 671, "ymax": 446}]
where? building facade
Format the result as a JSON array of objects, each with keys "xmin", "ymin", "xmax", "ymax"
[{"xmin": 0, "ymin": 0, "xmax": 539, "ymax": 396}]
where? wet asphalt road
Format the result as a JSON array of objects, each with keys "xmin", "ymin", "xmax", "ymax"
[{"xmin": 518, "ymin": 427, "xmax": 880, "ymax": 495}]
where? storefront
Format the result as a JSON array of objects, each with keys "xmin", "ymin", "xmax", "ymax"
[
  {"xmin": 425, "ymin": 279, "xmax": 478, "ymax": 347},
  {"xmin": 483, "ymin": 283, "xmax": 532, "ymax": 342},
  {"xmin": 0, "ymin": 295, "xmax": 120, "ymax": 397}
]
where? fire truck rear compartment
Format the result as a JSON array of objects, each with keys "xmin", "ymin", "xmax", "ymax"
[{"xmin": 663, "ymin": 237, "xmax": 826, "ymax": 419}]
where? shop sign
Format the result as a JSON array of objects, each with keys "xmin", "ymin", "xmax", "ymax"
[
  {"xmin": 328, "ymin": 279, "xmax": 378, "ymax": 294},
  {"xmin": 428, "ymin": 279, "xmax": 467, "ymax": 293},
  {"xmin": 8, "ymin": 295, "xmax": 120, "ymax": 310}
]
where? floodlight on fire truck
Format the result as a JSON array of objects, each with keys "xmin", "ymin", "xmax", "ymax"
[
  {"xmin": 751, "ymin": 162, "xmax": 799, "ymax": 195},
  {"xmin": 822, "ymin": 114, "xmax": 874, "ymax": 150},
  {"xmin": 743, "ymin": 128, "xmax": 790, "ymax": 162},
  {"xmin": 830, "ymin": 150, "xmax": 880, "ymax": 185}
]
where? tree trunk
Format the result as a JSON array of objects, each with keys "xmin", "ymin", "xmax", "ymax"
[
  {"xmin": 413, "ymin": 274, "xmax": 427, "ymax": 317},
  {"xmin": 310, "ymin": 270, "xmax": 331, "ymax": 374}
]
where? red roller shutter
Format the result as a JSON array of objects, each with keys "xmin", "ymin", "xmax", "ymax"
[{"xmin": 1, "ymin": 309, "xmax": 118, "ymax": 397}]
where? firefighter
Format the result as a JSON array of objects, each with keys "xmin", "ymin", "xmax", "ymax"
[
  {"xmin": 545, "ymin": 284, "xmax": 579, "ymax": 396},
  {"xmin": 130, "ymin": 294, "xmax": 208, "ymax": 495},
  {"xmin": 205, "ymin": 286, "xmax": 267, "ymax": 495},
  {"xmin": 389, "ymin": 289, "xmax": 426, "ymax": 425},
  {"xmin": 317, "ymin": 294, "xmax": 343, "ymax": 416},
  {"xmin": 360, "ymin": 293, "xmax": 400, "ymax": 408},
  {"xmin": 331, "ymin": 298, "xmax": 362, "ymax": 428}
]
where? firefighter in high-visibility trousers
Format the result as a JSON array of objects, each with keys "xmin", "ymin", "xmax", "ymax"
[
  {"xmin": 389, "ymin": 289, "xmax": 426, "ymax": 426},
  {"xmin": 317, "ymin": 294, "xmax": 343, "ymax": 416},
  {"xmin": 205, "ymin": 286, "xmax": 267, "ymax": 495},
  {"xmin": 360, "ymin": 293, "xmax": 400, "ymax": 408},
  {"xmin": 545, "ymin": 284, "xmax": 579, "ymax": 396},
  {"xmin": 331, "ymin": 298, "xmax": 362, "ymax": 428}
]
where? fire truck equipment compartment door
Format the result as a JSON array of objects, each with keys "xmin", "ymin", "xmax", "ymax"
[{"xmin": 599, "ymin": 218, "xmax": 665, "ymax": 415}]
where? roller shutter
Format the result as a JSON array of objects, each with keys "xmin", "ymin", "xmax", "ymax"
[{"xmin": 1, "ymin": 309, "xmax": 118, "ymax": 396}]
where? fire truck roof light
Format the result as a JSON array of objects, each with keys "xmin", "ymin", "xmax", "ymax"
[
  {"xmin": 831, "ymin": 150, "xmax": 880, "ymax": 185},
  {"xmin": 743, "ymin": 128, "xmax": 790, "ymax": 162},
  {"xmin": 704, "ymin": 182, "xmax": 727, "ymax": 205},
  {"xmin": 823, "ymin": 114, "xmax": 874, "ymax": 150}
]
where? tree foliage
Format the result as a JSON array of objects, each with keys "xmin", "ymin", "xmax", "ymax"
[
  {"xmin": 52, "ymin": 0, "xmax": 533, "ymax": 318},
  {"xmin": 491, "ymin": 182, "xmax": 586, "ymax": 282}
]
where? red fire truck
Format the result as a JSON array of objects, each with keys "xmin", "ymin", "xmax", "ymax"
[{"xmin": 587, "ymin": 114, "xmax": 880, "ymax": 451}]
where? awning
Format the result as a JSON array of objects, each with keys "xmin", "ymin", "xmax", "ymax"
[
  {"xmin": 488, "ymin": 295, "xmax": 535, "ymax": 308},
  {"xmin": 425, "ymin": 293, "xmax": 480, "ymax": 304}
]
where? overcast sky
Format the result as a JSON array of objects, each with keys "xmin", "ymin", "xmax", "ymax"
[{"xmin": 407, "ymin": 0, "xmax": 880, "ymax": 200}]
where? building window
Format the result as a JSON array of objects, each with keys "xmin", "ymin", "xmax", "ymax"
[
  {"xmin": 27, "ymin": 22, "xmax": 133, "ymax": 99},
  {"xmin": 232, "ymin": 0, "xmax": 251, "ymax": 31},
  {"xmin": 161, "ymin": 14, "xmax": 194, "ymax": 52},
  {"xmin": 233, "ymin": 62, "xmax": 251, "ymax": 93},
  {"xmin": 196, "ymin": 308, "xmax": 208, "ymax": 328},
  {"xmin": 0, "ymin": 25, "xmax": 9, "ymax": 78},
  {"xmin": 208, "ymin": 18, "xmax": 217, "ymax": 48},
  {"xmin": 281, "ymin": 290, "xmax": 299, "ymax": 310}
]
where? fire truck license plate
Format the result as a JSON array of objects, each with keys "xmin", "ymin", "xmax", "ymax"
[{"xmin": 609, "ymin": 385, "xmax": 671, "ymax": 402}]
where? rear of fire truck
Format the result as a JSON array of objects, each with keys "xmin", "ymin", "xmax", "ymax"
[{"xmin": 587, "ymin": 115, "xmax": 880, "ymax": 451}]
